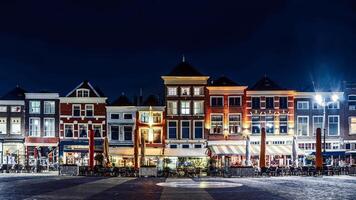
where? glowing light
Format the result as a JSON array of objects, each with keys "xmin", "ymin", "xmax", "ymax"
[
  {"xmin": 315, "ymin": 94, "xmax": 323, "ymax": 105},
  {"xmin": 332, "ymin": 94, "xmax": 339, "ymax": 102},
  {"xmin": 148, "ymin": 128, "xmax": 154, "ymax": 142}
]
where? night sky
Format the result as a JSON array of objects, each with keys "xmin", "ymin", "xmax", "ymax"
[{"xmin": 0, "ymin": 0, "xmax": 355, "ymax": 101}]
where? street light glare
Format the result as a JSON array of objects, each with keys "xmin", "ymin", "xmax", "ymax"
[
  {"xmin": 315, "ymin": 94, "xmax": 323, "ymax": 105},
  {"xmin": 332, "ymin": 94, "xmax": 339, "ymax": 102}
]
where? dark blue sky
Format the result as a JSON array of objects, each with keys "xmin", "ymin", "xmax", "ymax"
[{"xmin": 0, "ymin": 0, "xmax": 355, "ymax": 101}]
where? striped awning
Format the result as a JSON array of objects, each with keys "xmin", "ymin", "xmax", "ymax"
[{"xmin": 210, "ymin": 145, "xmax": 304, "ymax": 156}]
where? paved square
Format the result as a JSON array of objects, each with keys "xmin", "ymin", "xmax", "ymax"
[{"xmin": 0, "ymin": 175, "xmax": 355, "ymax": 200}]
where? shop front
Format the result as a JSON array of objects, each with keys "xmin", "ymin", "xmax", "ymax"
[
  {"xmin": 26, "ymin": 145, "xmax": 58, "ymax": 170},
  {"xmin": 59, "ymin": 140, "xmax": 103, "ymax": 166},
  {"xmin": 163, "ymin": 148, "xmax": 209, "ymax": 171},
  {"xmin": 109, "ymin": 147, "xmax": 135, "ymax": 167},
  {"xmin": 2, "ymin": 142, "xmax": 25, "ymax": 165}
]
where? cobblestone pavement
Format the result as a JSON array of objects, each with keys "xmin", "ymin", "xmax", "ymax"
[{"xmin": 0, "ymin": 174, "xmax": 355, "ymax": 200}]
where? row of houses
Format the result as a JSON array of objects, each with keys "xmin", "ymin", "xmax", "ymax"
[{"xmin": 1, "ymin": 60, "xmax": 356, "ymax": 169}]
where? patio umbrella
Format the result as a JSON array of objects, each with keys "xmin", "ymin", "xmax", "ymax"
[
  {"xmin": 292, "ymin": 136, "xmax": 298, "ymax": 167},
  {"xmin": 245, "ymin": 136, "xmax": 251, "ymax": 166},
  {"xmin": 89, "ymin": 129, "xmax": 95, "ymax": 170},
  {"xmin": 259, "ymin": 128, "xmax": 266, "ymax": 168},
  {"xmin": 103, "ymin": 136, "xmax": 110, "ymax": 167}
]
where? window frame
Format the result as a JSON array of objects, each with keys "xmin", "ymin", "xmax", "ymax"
[
  {"xmin": 180, "ymin": 101, "xmax": 191, "ymax": 115},
  {"xmin": 297, "ymin": 116, "xmax": 309, "ymax": 136},
  {"xmin": 181, "ymin": 120, "xmax": 191, "ymax": 139},
  {"xmin": 349, "ymin": 117, "xmax": 356, "ymax": 135},
  {"xmin": 193, "ymin": 120, "xmax": 204, "ymax": 139},
  {"xmin": 210, "ymin": 96, "xmax": 224, "ymax": 107},
  {"xmin": 228, "ymin": 113, "xmax": 241, "ymax": 134},
  {"xmin": 29, "ymin": 117, "xmax": 41, "ymax": 137},
  {"xmin": 167, "ymin": 101, "xmax": 178, "ymax": 115},
  {"xmin": 167, "ymin": 120, "xmax": 178, "ymax": 139},
  {"xmin": 328, "ymin": 115, "xmax": 340, "ymax": 136},
  {"xmin": 193, "ymin": 87, "xmax": 204, "ymax": 96},
  {"xmin": 85, "ymin": 104, "xmax": 94, "ymax": 117},
  {"xmin": 72, "ymin": 104, "xmax": 81, "ymax": 117},
  {"xmin": 210, "ymin": 114, "xmax": 223, "ymax": 134},
  {"xmin": 44, "ymin": 118, "xmax": 55, "ymax": 137},
  {"xmin": 251, "ymin": 97, "xmax": 260, "ymax": 109},
  {"xmin": 44, "ymin": 101, "xmax": 55, "ymax": 114},
  {"xmin": 228, "ymin": 96, "xmax": 241, "ymax": 107},
  {"xmin": 76, "ymin": 89, "xmax": 90, "ymax": 97},
  {"xmin": 180, "ymin": 87, "xmax": 191, "ymax": 96},
  {"xmin": 29, "ymin": 100, "xmax": 41, "ymax": 114},
  {"xmin": 312, "ymin": 115, "xmax": 323, "ymax": 136},
  {"xmin": 0, "ymin": 118, "xmax": 7, "ymax": 134},
  {"xmin": 297, "ymin": 101, "xmax": 309, "ymax": 110},
  {"xmin": 64, "ymin": 124, "xmax": 74, "ymax": 138},
  {"xmin": 193, "ymin": 101, "xmax": 204, "ymax": 115},
  {"xmin": 167, "ymin": 87, "xmax": 178, "ymax": 96}
]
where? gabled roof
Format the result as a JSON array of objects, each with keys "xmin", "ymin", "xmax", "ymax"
[
  {"xmin": 0, "ymin": 86, "xmax": 26, "ymax": 100},
  {"xmin": 166, "ymin": 61, "xmax": 204, "ymax": 76},
  {"xmin": 249, "ymin": 76, "xmax": 285, "ymax": 91},
  {"xmin": 210, "ymin": 76, "xmax": 239, "ymax": 86},
  {"xmin": 66, "ymin": 80, "xmax": 104, "ymax": 97},
  {"xmin": 143, "ymin": 95, "xmax": 161, "ymax": 106},
  {"xmin": 111, "ymin": 94, "xmax": 133, "ymax": 106}
]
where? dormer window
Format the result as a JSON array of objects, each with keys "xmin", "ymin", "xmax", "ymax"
[{"xmin": 77, "ymin": 89, "xmax": 89, "ymax": 97}]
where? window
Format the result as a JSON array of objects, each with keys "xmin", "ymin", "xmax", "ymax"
[
  {"xmin": 211, "ymin": 115, "xmax": 223, "ymax": 134},
  {"xmin": 141, "ymin": 128, "xmax": 161, "ymax": 143},
  {"xmin": 297, "ymin": 116, "xmax": 309, "ymax": 136},
  {"xmin": 182, "ymin": 144, "xmax": 190, "ymax": 148},
  {"xmin": 29, "ymin": 118, "xmax": 40, "ymax": 136},
  {"xmin": 194, "ymin": 121, "xmax": 203, "ymax": 139},
  {"xmin": 93, "ymin": 125, "xmax": 102, "ymax": 137},
  {"xmin": 77, "ymin": 89, "xmax": 89, "ymax": 97},
  {"xmin": 168, "ymin": 121, "xmax": 177, "ymax": 139},
  {"xmin": 313, "ymin": 102, "xmax": 322, "ymax": 110},
  {"xmin": 193, "ymin": 101, "xmax": 204, "ymax": 115},
  {"xmin": 195, "ymin": 144, "xmax": 202, "ymax": 148},
  {"xmin": 0, "ymin": 106, "xmax": 6, "ymax": 112},
  {"xmin": 348, "ymin": 95, "xmax": 356, "ymax": 110},
  {"xmin": 152, "ymin": 112, "xmax": 162, "ymax": 123},
  {"xmin": 266, "ymin": 97, "xmax": 274, "ymax": 109},
  {"xmin": 111, "ymin": 114, "xmax": 120, "ymax": 119},
  {"xmin": 193, "ymin": 87, "xmax": 204, "ymax": 96},
  {"xmin": 73, "ymin": 105, "xmax": 81, "ymax": 117},
  {"xmin": 328, "ymin": 102, "xmax": 339, "ymax": 109},
  {"xmin": 65, "ymin": 124, "xmax": 73, "ymax": 137},
  {"xmin": 181, "ymin": 87, "xmax": 190, "ymax": 96},
  {"xmin": 44, "ymin": 101, "xmax": 55, "ymax": 114},
  {"xmin": 229, "ymin": 115, "xmax": 241, "ymax": 134},
  {"xmin": 85, "ymin": 105, "xmax": 94, "ymax": 117},
  {"xmin": 313, "ymin": 116, "xmax": 323, "ymax": 136},
  {"xmin": 297, "ymin": 101, "xmax": 309, "ymax": 110},
  {"xmin": 167, "ymin": 87, "xmax": 177, "ymax": 96},
  {"xmin": 0, "ymin": 118, "xmax": 6, "ymax": 134},
  {"xmin": 123, "ymin": 126, "xmax": 132, "ymax": 141},
  {"xmin": 279, "ymin": 97, "xmax": 288, "ymax": 109},
  {"xmin": 279, "ymin": 115, "xmax": 288, "ymax": 134},
  {"xmin": 140, "ymin": 112, "xmax": 149, "ymax": 123},
  {"xmin": 44, "ymin": 118, "xmax": 55, "ymax": 137},
  {"xmin": 228, "ymin": 97, "xmax": 241, "ymax": 107},
  {"xmin": 110, "ymin": 125, "xmax": 119, "ymax": 140},
  {"xmin": 328, "ymin": 116, "xmax": 339, "ymax": 136},
  {"xmin": 350, "ymin": 117, "xmax": 356, "ymax": 135},
  {"xmin": 252, "ymin": 116, "xmax": 260, "ymax": 134},
  {"xmin": 181, "ymin": 101, "xmax": 190, "ymax": 115},
  {"xmin": 123, "ymin": 113, "xmax": 132, "ymax": 120},
  {"xmin": 29, "ymin": 101, "xmax": 41, "ymax": 114},
  {"xmin": 211, "ymin": 97, "xmax": 223, "ymax": 107},
  {"xmin": 252, "ymin": 97, "xmax": 260, "ymax": 109},
  {"xmin": 170, "ymin": 144, "xmax": 178, "ymax": 149},
  {"xmin": 153, "ymin": 128, "xmax": 162, "ymax": 143},
  {"xmin": 181, "ymin": 121, "xmax": 190, "ymax": 139},
  {"xmin": 167, "ymin": 101, "xmax": 178, "ymax": 115},
  {"xmin": 265, "ymin": 116, "xmax": 274, "ymax": 134},
  {"xmin": 11, "ymin": 106, "xmax": 21, "ymax": 112},
  {"xmin": 79, "ymin": 124, "xmax": 88, "ymax": 138}
]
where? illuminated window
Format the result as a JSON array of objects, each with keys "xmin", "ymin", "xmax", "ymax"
[
  {"xmin": 0, "ymin": 118, "xmax": 6, "ymax": 134},
  {"xmin": 0, "ymin": 106, "xmax": 6, "ymax": 112},
  {"xmin": 152, "ymin": 112, "xmax": 162, "ymax": 123},
  {"xmin": 44, "ymin": 118, "xmax": 55, "ymax": 137},
  {"xmin": 193, "ymin": 87, "xmax": 204, "ymax": 96},
  {"xmin": 265, "ymin": 116, "xmax": 274, "ymax": 134},
  {"xmin": 211, "ymin": 115, "xmax": 223, "ymax": 134},
  {"xmin": 297, "ymin": 116, "xmax": 309, "ymax": 136},
  {"xmin": 140, "ymin": 112, "xmax": 149, "ymax": 123},
  {"xmin": 350, "ymin": 117, "xmax": 356, "ymax": 135},
  {"xmin": 11, "ymin": 118, "xmax": 21, "ymax": 135},
  {"xmin": 167, "ymin": 101, "xmax": 178, "ymax": 115},
  {"xmin": 251, "ymin": 116, "xmax": 260, "ymax": 134},
  {"xmin": 328, "ymin": 115, "xmax": 339, "ymax": 136},
  {"xmin": 181, "ymin": 87, "xmax": 190, "ymax": 96},
  {"xmin": 29, "ymin": 118, "xmax": 40, "ymax": 136},
  {"xmin": 313, "ymin": 102, "xmax": 322, "ymax": 110},
  {"xmin": 44, "ymin": 101, "xmax": 55, "ymax": 114},
  {"xmin": 167, "ymin": 87, "xmax": 177, "ymax": 96},
  {"xmin": 29, "ymin": 101, "xmax": 41, "ymax": 114},
  {"xmin": 279, "ymin": 115, "xmax": 288, "ymax": 134},
  {"xmin": 229, "ymin": 114, "xmax": 241, "ymax": 134},
  {"xmin": 11, "ymin": 106, "xmax": 21, "ymax": 112},
  {"xmin": 312, "ymin": 116, "xmax": 323, "ymax": 136},
  {"xmin": 193, "ymin": 101, "xmax": 204, "ymax": 115},
  {"xmin": 181, "ymin": 101, "xmax": 190, "ymax": 115}
]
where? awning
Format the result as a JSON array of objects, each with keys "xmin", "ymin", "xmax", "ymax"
[
  {"xmin": 109, "ymin": 147, "xmax": 163, "ymax": 156},
  {"xmin": 163, "ymin": 148, "xmax": 207, "ymax": 157},
  {"xmin": 311, "ymin": 151, "xmax": 345, "ymax": 157},
  {"xmin": 210, "ymin": 145, "xmax": 304, "ymax": 156}
]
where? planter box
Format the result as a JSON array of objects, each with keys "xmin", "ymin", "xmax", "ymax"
[
  {"xmin": 229, "ymin": 167, "xmax": 255, "ymax": 177},
  {"xmin": 139, "ymin": 167, "xmax": 157, "ymax": 177},
  {"xmin": 60, "ymin": 165, "xmax": 79, "ymax": 176}
]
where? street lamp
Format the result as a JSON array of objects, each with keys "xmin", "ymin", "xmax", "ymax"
[{"xmin": 314, "ymin": 93, "xmax": 340, "ymax": 163}]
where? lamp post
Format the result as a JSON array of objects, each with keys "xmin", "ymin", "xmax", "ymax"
[{"xmin": 314, "ymin": 94, "xmax": 340, "ymax": 164}]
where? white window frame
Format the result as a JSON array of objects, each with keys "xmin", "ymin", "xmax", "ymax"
[
  {"xmin": 85, "ymin": 104, "xmax": 94, "ymax": 117},
  {"xmin": 123, "ymin": 113, "xmax": 133, "ymax": 120},
  {"xmin": 76, "ymin": 89, "xmax": 90, "ymax": 97},
  {"xmin": 210, "ymin": 96, "xmax": 224, "ymax": 107},
  {"xmin": 297, "ymin": 116, "xmax": 309, "ymax": 136},
  {"xmin": 0, "ymin": 106, "xmax": 6, "ymax": 112},
  {"xmin": 44, "ymin": 101, "xmax": 55, "ymax": 114},
  {"xmin": 110, "ymin": 113, "xmax": 120, "ymax": 120},
  {"xmin": 167, "ymin": 87, "xmax": 178, "ymax": 96},
  {"xmin": 193, "ymin": 101, "xmax": 204, "ymax": 115},
  {"xmin": 110, "ymin": 125, "xmax": 120, "ymax": 141},
  {"xmin": 251, "ymin": 115, "xmax": 261, "ymax": 134},
  {"xmin": 312, "ymin": 116, "xmax": 323, "ymax": 136},
  {"xmin": 228, "ymin": 96, "xmax": 241, "ymax": 107},
  {"xmin": 122, "ymin": 125, "xmax": 133, "ymax": 141},
  {"xmin": 29, "ymin": 101, "xmax": 41, "ymax": 114},
  {"xmin": 181, "ymin": 120, "xmax": 191, "ymax": 139},
  {"xmin": 265, "ymin": 115, "xmax": 275, "ymax": 134},
  {"xmin": 193, "ymin": 120, "xmax": 204, "ymax": 139},
  {"xmin": 72, "ymin": 104, "xmax": 81, "ymax": 117},
  {"xmin": 228, "ymin": 113, "xmax": 241, "ymax": 134},
  {"xmin": 297, "ymin": 101, "xmax": 309, "ymax": 110},
  {"xmin": 78, "ymin": 124, "xmax": 88, "ymax": 138},
  {"xmin": 193, "ymin": 87, "xmax": 204, "ymax": 96},
  {"xmin": 29, "ymin": 117, "xmax": 40, "ymax": 137},
  {"xmin": 93, "ymin": 124, "xmax": 102, "ymax": 138},
  {"xmin": 11, "ymin": 118, "xmax": 21, "ymax": 135},
  {"xmin": 279, "ymin": 115, "xmax": 288, "ymax": 134},
  {"xmin": 328, "ymin": 115, "xmax": 340, "ymax": 136},
  {"xmin": 180, "ymin": 87, "xmax": 191, "ymax": 96},
  {"xmin": 265, "ymin": 96, "xmax": 275, "ymax": 109},
  {"xmin": 167, "ymin": 120, "xmax": 178, "ymax": 139},
  {"xmin": 181, "ymin": 101, "xmax": 191, "ymax": 115},
  {"xmin": 64, "ymin": 124, "xmax": 74, "ymax": 138},
  {"xmin": 349, "ymin": 117, "xmax": 356, "ymax": 135},
  {"xmin": 210, "ymin": 113, "xmax": 223, "ymax": 134},
  {"xmin": 0, "ymin": 118, "xmax": 7, "ymax": 134},
  {"xmin": 348, "ymin": 95, "xmax": 356, "ymax": 110},
  {"xmin": 167, "ymin": 101, "xmax": 178, "ymax": 116},
  {"xmin": 44, "ymin": 118, "xmax": 55, "ymax": 137}
]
